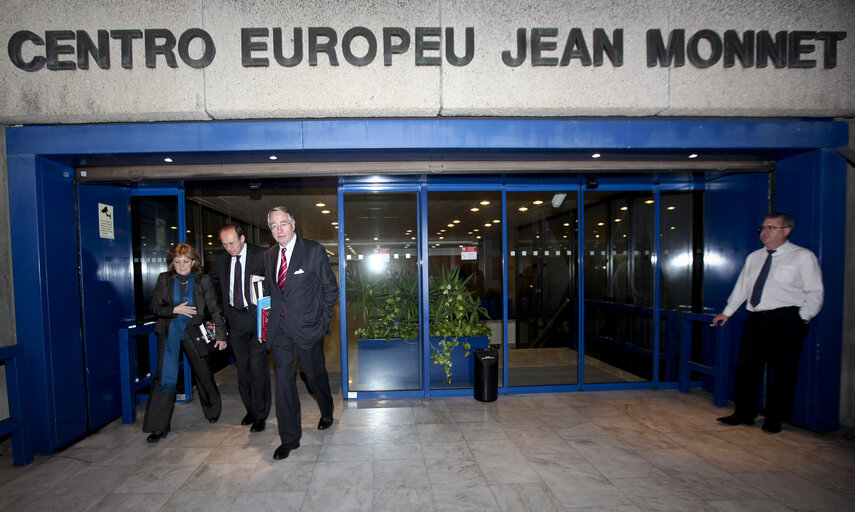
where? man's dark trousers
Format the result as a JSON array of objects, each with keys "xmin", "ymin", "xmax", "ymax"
[
  {"xmin": 225, "ymin": 305, "xmax": 270, "ymax": 422},
  {"xmin": 733, "ymin": 306, "xmax": 809, "ymax": 423},
  {"xmin": 269, "ymin": 321, "xmax": 333, "ymax": 446}
]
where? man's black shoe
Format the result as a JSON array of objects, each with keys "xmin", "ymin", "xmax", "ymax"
[
  {"xmin": 273, "ymin": 441, "xmax": 299, "ymax": 460},
  {"xmin": 250, "ymin": 419, "xmax": 266, "ymax": 432},
  {"xmin": 717, "ymin": 413, "xmax": 755, "ymax": 426},
  {"xmin": 240, "ymin": 413, "xmax": 254, "ymax": 426},
  {"xmin": 146, "ymin": 432, "xmax": 168, "ymax": 444},
  {"xmin": 318, "ymin": 416, "xmax": 333, "ymax": 430},
  {"xmin": 762, "ymin": 419, "xmax": 782, "ymax": 433}
]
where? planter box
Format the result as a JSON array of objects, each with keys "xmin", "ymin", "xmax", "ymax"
[
  {"xmin": 356, "ymin": 336, "xmax": 490, "ymax": 389},
  {"xmin": 356, "ymin": 338, "xmax": 420, "ymax": 390},
  {"xmin": 429, "ymin": 336, "xmax": 490, "ymax": 387}
]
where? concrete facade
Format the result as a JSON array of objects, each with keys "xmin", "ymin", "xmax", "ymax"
[{"xmin": 1, "ymin": 0, "xmax": 854, "ymax": 123}]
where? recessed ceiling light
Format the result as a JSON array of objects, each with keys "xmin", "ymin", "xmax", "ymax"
[
  {"xmin": 614, "ymin": 219, "xmax": 621, "ymax": 222},
  {"xmin": 163, "ymin": 157, "xmax": 173, "ymax": 163},
  {"xmin": 645, "ymin": 200, "xmax": 655, "ymax": 204},
  {"xmin": 321, "ymin": 210, "xmax": 330, "ymax": 214},
  {"xmin": 563, "ymin": 222, "xmax": 570, "ymax": 227},
  {"xmin": 484, "ymin": 223, "xmax": 492, "ymax": 227},
  {"xmin": 269, "ymin": 155, "xmax": 278, "ymax": 160},
  {"xmin": 591, "ymin": 153, "xmax": 601, "ymax": 159},
  {"xmin": 470, "ymin": 207, "xmax": 480, "ymax": 212},
  {"xmin": 331, "ymin": 222, "xmax": 338, "ymax": 226},
  {"xmin": 492, "ymin": 219, "xmax": 500, "ymax": 223},
  {"xmin": 480, "ymin": 200, "xmax": 490, "ymax": 205},
  {"xmin": 620, "ymin": 206, "xmax": 628, "ymax": 211},
  {"xmin": 316, "ymin": 203, "xmax": 326, "ymax": 207},
  {"xmin": 597, "ymin": 222, "xmax": 605, "ymax": 226},
  {"xmin": 453, "ymin": 220, "xmax": 460, "ymax": 224},
  {"xmin": 666, "ymin": 206, "xmax": 676, "ymax": 210},
  {"xmin": 533, "ymin": 200, "xmax": 544, "ymax": 205},
  {"xmin": 688, "ymin": 153, "xmax": 698, "ymax": 159},
  {"xmin": 518, "ymin": 207, "xmax": 528, "ymax": 212},
  {"xmin": 447, "ymin": 223, "xmax": 454, "ymax": 228},
  {"xmin": 373, "ymin": 237, "xmax": 379, "ymax": 241}
]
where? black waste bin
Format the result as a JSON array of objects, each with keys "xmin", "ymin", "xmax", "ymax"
[{"xmin": 473, "ymin": 348, "xmax": 498, "ymax": 402}]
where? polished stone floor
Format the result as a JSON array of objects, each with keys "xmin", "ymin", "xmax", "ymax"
[{"xmin": 1, "ymin": 366, "xmax": 854, "ymax": 511}]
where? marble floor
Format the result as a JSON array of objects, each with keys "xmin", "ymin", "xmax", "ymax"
[{"xmin": 1, "ymin": 366, "xmax": 854, "ymax": 511}]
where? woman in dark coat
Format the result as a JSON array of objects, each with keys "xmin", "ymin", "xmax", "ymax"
[{"xmin": 143, "ymin": 243, "xmax": 227, "ymax": 443}]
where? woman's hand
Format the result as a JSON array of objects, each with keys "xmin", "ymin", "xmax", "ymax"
[{"xmin": 173, "ymin": 301, "xmax": 197, "ymax": 317}]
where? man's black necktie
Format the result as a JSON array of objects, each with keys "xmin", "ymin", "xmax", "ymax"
[
  {"xmin": 749, "ymin": 249, "xmax": 776, "ymax": 307},
  {"xmin": 233, "ymin": 255, "xmax": 244, "ymax": 309}
]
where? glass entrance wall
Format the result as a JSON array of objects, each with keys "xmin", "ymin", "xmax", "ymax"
[
  {"xmin": 426, "ymin": 191, "xmax": 503, "ymax": 390},
  {"xmin": 344, "ymin": 192, "xmax": 422, "ymax": 392},
  {"xmin": 583, "ymin": 191, "xmax": 656, "ymax": 384},
  {"xmin": 131, "ymin": 196, "xmax": 179, "ymax": 324},
  {"xmin": 507, "ymin": 190, "xmax": 579, "ymax": 387}
]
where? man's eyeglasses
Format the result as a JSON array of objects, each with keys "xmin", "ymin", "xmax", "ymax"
[
  {"xmin": 757, "ymin": 225, "xmax": 785, "ymax": 233},
  {"xmin": 222, "ymin": 241, "xmax": 241, "ymax": 248}
]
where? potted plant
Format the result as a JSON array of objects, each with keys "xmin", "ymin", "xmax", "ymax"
[
  {"xmin": 428, "ymin": 267, "xmax": 491, "ymax": 385},
  {"xmin": 348, "ymin": 266, "xmax": 491, "ymax": 387}
]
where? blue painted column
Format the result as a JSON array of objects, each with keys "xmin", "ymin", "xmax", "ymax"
[
  {"xmin": 774, "ymin": 149, "xmax": 846, "ymax": 431},
  {"xmin": 8, "ymin": 155, "xmax": 87, "ymax": 453}
]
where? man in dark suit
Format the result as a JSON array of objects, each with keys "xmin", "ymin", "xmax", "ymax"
[
  {"xmin": 210, "ymin": 223, "xmax": 270, "ymax": 432},
  {"xmin": 264, "ymin": 205, "xmax": 338, "ymax": 460}
]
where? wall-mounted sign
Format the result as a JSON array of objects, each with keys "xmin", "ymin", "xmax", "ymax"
[
  {"xmin": 461, "ymin": 246, "xmax": 477, "ymax": 260},
  {"xmin": 98, "ymin": 203, "xmax": 114, "ymax": 239}
]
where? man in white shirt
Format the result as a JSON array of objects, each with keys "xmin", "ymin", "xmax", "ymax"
[{"xmin": 712, "ymin": 213, "xmax": 823, "ymax": 433}]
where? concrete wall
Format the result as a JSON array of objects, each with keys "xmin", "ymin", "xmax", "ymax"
[
  {"xmin": 0, "ymin": 127, "xmax": 11, "ymax": 422},
  {"xmin": 1, "ymin": 0, "xmax": 854, "ymax": 123}
]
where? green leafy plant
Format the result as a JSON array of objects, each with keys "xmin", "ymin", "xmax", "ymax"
[
  {"xmin": 349, "ymin": 270, "xmax": 419, "ymax": 341},
  {"xmin": 428, "ymin": 267, "xmax": 491, "ymax": 383},
  {"xmin": 348, "ymin": 266, "xmax": 491, "ymax": 383}
]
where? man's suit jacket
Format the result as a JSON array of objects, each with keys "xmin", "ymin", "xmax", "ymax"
[
  {"xmin": 264, "ymin": 236, "xmax": 338, "ymax": 349},
  {"xmin": 149, "ymin": 272, "xmax": 225, "ymax": 356},
  {"xmin": 210, "ymin": 243, "xmax": 266, "ymax": 329}
]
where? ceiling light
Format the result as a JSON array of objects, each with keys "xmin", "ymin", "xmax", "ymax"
[
  {"xmin": 373, "ymin": 237, "xmax": 379, "ymax": 241},
  {"xmin": 492, "ymin": 219, "xmax": 500, "ymax": 223},
  {"xmin": 331, "ymin": 222, "xmax": 338, "ymax": 226},
  {"xmin": 620, "ymin": 206, "xmax": 628, "ymax": 211},
  {"xmin": 597, "ymin": 222, "xmax": 605, "ymax": 226},
  {"xmin": 563, "ymin": 222, "xmax": 570, "ymax": 227},
  {"xmin": 316, "ymin": 202, "xmax": 326, "ymax": 207},
  {"xmin": 688, "ymin": 153, "xmax": 698, "ymax": 159},
  {"xmin": 645, "ymin": 200, "xmax": 655, "ymax": 204},
  {"xmin": 480, "ymin": 200, "xmax": 490, "ymax": 205},
  {"xmin": 518, "ymin": 207, "xmax": 528, "ymax": 212},
  {"xmin": 269, "ymin": 155, "xmax": 278, "ymax": 160},
  {"xmin": 614, "ymin": 219, "xmax": 621, "ymax": 222},
  {"xmin": 667, "ymin": 206, "xmax": 676, "ymax": 210},
  {"xmin": 453, "ymin": 220, "xmax": 460, "ymax": 224},
  {"xmin": 163, "ymin": 157, "xmax": 173, "ymax": 163},
  {"xmin": 447, "ymin": 223, "xmax": 454, "ymax": 228},
  {"xmin": 321, "ymin": 210, "xmax": 330, "ymax": 214},
  {"xmin": 533, "ymin": 200, "xmax": 544, "ymax": 205},
  {"xmin": 470, "ymin": 207, "xmax": 480, "ymax": 212},
  {"xmin": 484, "ymin": 223, "xmax": 492, "ymax": 227},
  {"xmin": 591, "ymin": 153, "xmax": 601, "ymax": 159}
]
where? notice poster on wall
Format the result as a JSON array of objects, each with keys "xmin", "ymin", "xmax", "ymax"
[
  {"xmin": 461, "ymin": 246, "xmax": 477, "ymax": 260},
  {"xmin": 373, "ymin": 248, "xmax": 390, "ymax": 262},
  {"xmin": 98, "ymin": 203, "xmax": 114, "ymax": 239}
]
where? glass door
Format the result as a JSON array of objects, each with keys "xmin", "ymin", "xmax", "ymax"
[
  {"xmin": 426, "ymin": 190, "xmax": 503, "ymax": 391},
  {"xmin": 582, "ymin": 191, "xmax": 655, "ymax": 384},
  {"xmin": 343, "ymin": 191, "xmax": 422, "ymax": 392},
  {"xmin": 506, "ymin": 190, "xmax": 579, "ymax": 387}
]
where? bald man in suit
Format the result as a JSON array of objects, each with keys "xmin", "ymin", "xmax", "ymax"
[
  {"xmin": 210, "ymin": 223, "xmax": 270, "ymax": 432},
  {"xmin": 264, "ymin": 206, "xmax": 338, "ymax": 460}
]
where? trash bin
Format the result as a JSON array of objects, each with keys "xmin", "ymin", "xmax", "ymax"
[{"xmin": 474, "ymin": 348, "xmax": 498, "ymax": 402}]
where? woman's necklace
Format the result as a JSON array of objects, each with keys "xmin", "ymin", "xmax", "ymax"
[{"xmin": 178, "ymin": 276, "xmax": 189, "ymax": 285}]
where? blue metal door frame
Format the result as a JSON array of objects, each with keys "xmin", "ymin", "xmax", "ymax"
[{"xmin": 6, "ymin": 118, "xmax": 849, "ymax": 449}]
